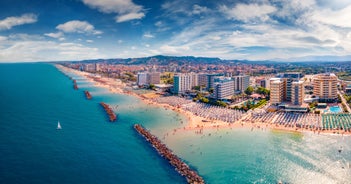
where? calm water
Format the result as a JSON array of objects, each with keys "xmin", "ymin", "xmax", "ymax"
[
  {"xmin": 329, "ymin": 106, "xmax": 342, "ymax": 113},
  {"xmin": 0, "ymin": 63, "xmax": 350, "ymax": 183}
]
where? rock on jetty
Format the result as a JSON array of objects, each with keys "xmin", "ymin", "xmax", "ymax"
[
  {"xmin": 100, "ymin": 102, "xmax": 117, "ymax": 122},
  {"xmin": 84, "ymin": 90, "xmax": 92, "ymax": 100},
  {"xmin": 134, "ymin": 124, "xmax": 204, "ymax": 184},
  {"xmin": 73, "ymin": 79, "xmax": 78, "ymax": 90}
]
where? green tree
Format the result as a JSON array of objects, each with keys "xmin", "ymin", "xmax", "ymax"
[
  {"xmin": 245, "ymin": 86, "xmax": 254, "ymax": 95},
  {"xmin": 165, "ymin": 78, "xmax": 174, "ymax": 84},
  {"xmin": 256, "ymin": 87, "xmax": 270, "ymax": 96},
  {"xmin": 200, "ymin": 97, "xmax": 209, "ymax": 103},
  {"xmin": 149, "ymin": 84, "xmax": 156, "ymax": 90},
  {"xmin": 216, "ymin": 101, "xmax": 227, "ymax": 107},
  {"xmin": 192, "ymin": 86, "xmax": 201, "ymax": 91}
]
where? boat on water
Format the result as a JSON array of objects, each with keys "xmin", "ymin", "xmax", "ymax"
[{"xmin": 57, "ymin": 121, "xmax": 62, "ymax": 130}]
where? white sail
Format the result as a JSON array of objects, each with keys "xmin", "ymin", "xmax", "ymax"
[{"xmin": 57, "ymin": 121, "xmax": 62, "ymax": 129}]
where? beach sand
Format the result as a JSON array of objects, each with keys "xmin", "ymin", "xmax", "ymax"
[{"xmin": 56, "ymin": 64, "xmax": 351, "ymax": 136}]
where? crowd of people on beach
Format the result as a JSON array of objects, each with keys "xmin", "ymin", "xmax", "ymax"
[
  {"xmin": 152, "ymin": 96, "xmax": 246, "ymax": 123},
  {"xmin": 152, "ymin": 96, "xmax": 192, "ymax": 107},
  {"xmin": 322, "ymin": 114, "xmax": 351, "ymax": 132},
  {"xmin": 134, "ymin": 124, "xmax": 204, "ymax": 184},
  {"xmin": 243, "ymin": 111, "xmax": 351, "ymax": 132},
  {"xmin": 243, "ymin": 112, "xmax": 321, "ymax": 128},
  {"xmin": 183, "ymin": 103, "xmax": 246, "ymax": 123}
]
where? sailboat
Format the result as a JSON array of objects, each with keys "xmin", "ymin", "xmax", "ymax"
[{"xmin": 57, "ymin": 121, "xmax": 62, "ymax": 130}]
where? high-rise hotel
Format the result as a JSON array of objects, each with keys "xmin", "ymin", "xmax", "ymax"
[
  {"xmin": 270, "ymin": 73, "xmax": 305, "ymax": 106},
  {"xmin": 291, "ymin": 81, "xmax": 304, "ymax": 105},
  {"xmin": 137, "ymin": 72, "xmax": 161, "ymax": 86},
  {"xmin": 312, "ymin": 73, "xmax": 338, "ymax": 102},
  {"xmin": 270, "ymin": 78, "xmax": 284, "ymax": 105},
  {"xmin": 173, "ymin": 73, "xmax": 198, "ymax": 94},
  {"xmin": 213, "ymin": 77, "xmax": 235, "ymax": 100}
]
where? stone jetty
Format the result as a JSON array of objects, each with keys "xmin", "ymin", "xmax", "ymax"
[
  {"xmin": 134, "ymin": 124, "xmax": 204, "ymax": 184},
  {"xmin": 100, "ymin": 102, "xmax": 117, "ymax": 122},
  {"xmin": 84, "ymin": 90, "xmax": 92, "ymax": 100},
  {"xmin": 73, "ymin": 79, "xmax": 78, "ymax": 90}
]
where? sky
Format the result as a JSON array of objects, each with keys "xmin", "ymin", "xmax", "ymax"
[{"xmin": 0, "ymin": 0, "xmax": 351, "ymax": 62}]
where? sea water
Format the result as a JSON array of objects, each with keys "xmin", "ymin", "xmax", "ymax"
[
  {"xmin": 0, "ymin": 63, "xmax": 350, "ymax": 183},
  {"xmin": 0, "ymin": 63, "xmax": 185, "ymax": 183}
]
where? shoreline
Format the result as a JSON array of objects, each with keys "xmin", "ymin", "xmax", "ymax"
[{"xmin": 55, "ymin": 64, "xmax": 351, "ymax": 137}]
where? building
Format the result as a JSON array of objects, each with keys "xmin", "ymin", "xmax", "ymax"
[
  {"xmin": 95, "ymin": 63, "xmax": 101, "ymax": 72},
  {"xmin": 206, "ymin": 73, "xmax": 223, "ymax": 90},
  {"xmin": 260, "ymin": 79, "xmax": 266, "ymax": 88},
  {"xmin": 270, "ymin": 78, "xmax": 284, "ymax": 105},
  {"xmin": 233, "ymin": 75, "xmax": 250, "ymax": 93},
  {"xmin": 291, "ymin": 81, "xmax": 304, "ymax": 105},
  {"xmin": 197, "ymin": 74, "xmax": 207, "ymax": 87},
  {"xmin": 190, "ymin": 73, "xmax": 199, "ymax": 87},
  {"xmin": 279, "ymin": 73, "xmax": 302, "ymax": 102},
  {"xmin": 137, "ymin": 72, "xmax": 160, "ymax": 86},
  {"xmin": 83, "ymin": 63, "xmax": 96, "ymax": 72},
  {"xmin": 313, "ymin": 73, "xmax": 338, "ymax": 102},
  {"xmin": 173, "ymin": 74, "xmax": 193, "ymax": 94},
  {"xmin": 147, "ymin": 72, "xmax": 160, "ymax": 85},
  {"xmin": 137, "ymin": 72, "xmax": 148, "ymax": 86},
  {"xmin": 345, "ymin": 84, "xmax": 351, "ymax": 94},
  {"xmin": 213, "ymin": 77, "xmax": 235, "ymax": 100}
]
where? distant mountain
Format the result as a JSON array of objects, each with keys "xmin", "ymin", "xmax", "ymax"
[
  {"xmin": 77, "ymin": 54, "xmax": 351, "ymax": 65},
  {"xmin": 81, "ymin": 55, "xmax": 222, "ymax": 65}
]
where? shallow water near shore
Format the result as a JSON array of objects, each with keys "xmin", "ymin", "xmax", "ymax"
[{"xmin": 1, "ymin": 63, "xmax": 351, "ymax": 183}]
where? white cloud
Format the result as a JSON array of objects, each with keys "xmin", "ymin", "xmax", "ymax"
[
  {"xmin": 117, "ymin": 40, "xmax": 123, "ymax": 44},
  {"xmin": 160, "ymin": 45, "xmax": 190, "ymax": 55},
  {"xmin": 220, "ymin": 3, "xmax": 276, "ymax": 22},
  {"xmin": 82, "ymin": 0, "xmax": 145, "ymax": 23},
  {"xmin": 192, "ymin": 4, "xmax": 209, "ymax": 15},
  {"xmin": 0, "ymin": 14, "xmax": 37, "ymax": 30},
  {"xmin": 143, "ymin": 33, "xmax": 154, "ymax": 38},
  {"xmin": 44, "ymin": 32, "xmax": 63, "ymax": 39},
  {"xmin": 155, "ymin": 21, "xmax": 163, "ymax": 27},
  {"xmin": 115, "ymin": 12, "xmax": 144, "ymax": 23},
  {"xmin": 56, "ymin": 20, "xmax": 102, "ymax": 35},
  {"xmin": 161, "ymin": 1, "xmax": 210, "ymax": 17},
  {"xmin": 86, "ymin": 39, "xmax": 94, "ymax": 43},
  {"xmin": 311, "ymin": 5, "xmax": 351, "ymax": 28},
  {"xmin": 0, "ymin": 34, "xmax": 104, "ymax": 62},
  {"xmin": 0, "ymin": 36, "xmax": 7, "ymax": 41}
]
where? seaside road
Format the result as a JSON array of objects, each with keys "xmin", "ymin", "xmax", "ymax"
[{"xmin": 338, "ymin": 90, "xmax": 351, "ymax": 113}]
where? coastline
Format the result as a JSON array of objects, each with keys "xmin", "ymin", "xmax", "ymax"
[{"xmin": 55, "ymin": 64, "xmax": 351, "ymax": 137}]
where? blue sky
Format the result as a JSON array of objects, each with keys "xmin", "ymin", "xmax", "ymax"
[{"xmin": 0, "ymin": 0, "xmax": 351, "ymax": 62}]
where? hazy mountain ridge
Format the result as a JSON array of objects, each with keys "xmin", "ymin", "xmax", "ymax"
[{"xmin": 78, "ymin": 55, "xmax": 351, "ymax": 65}]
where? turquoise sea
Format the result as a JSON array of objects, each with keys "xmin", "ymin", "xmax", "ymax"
[{"xmin": 0, "ymin": 63, "xmax": 350, "ymax": 183}]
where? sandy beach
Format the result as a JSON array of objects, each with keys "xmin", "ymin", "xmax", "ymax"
[{"xmin": 56, "ymin": 64, "xmax": 351, "ymax": 136}]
